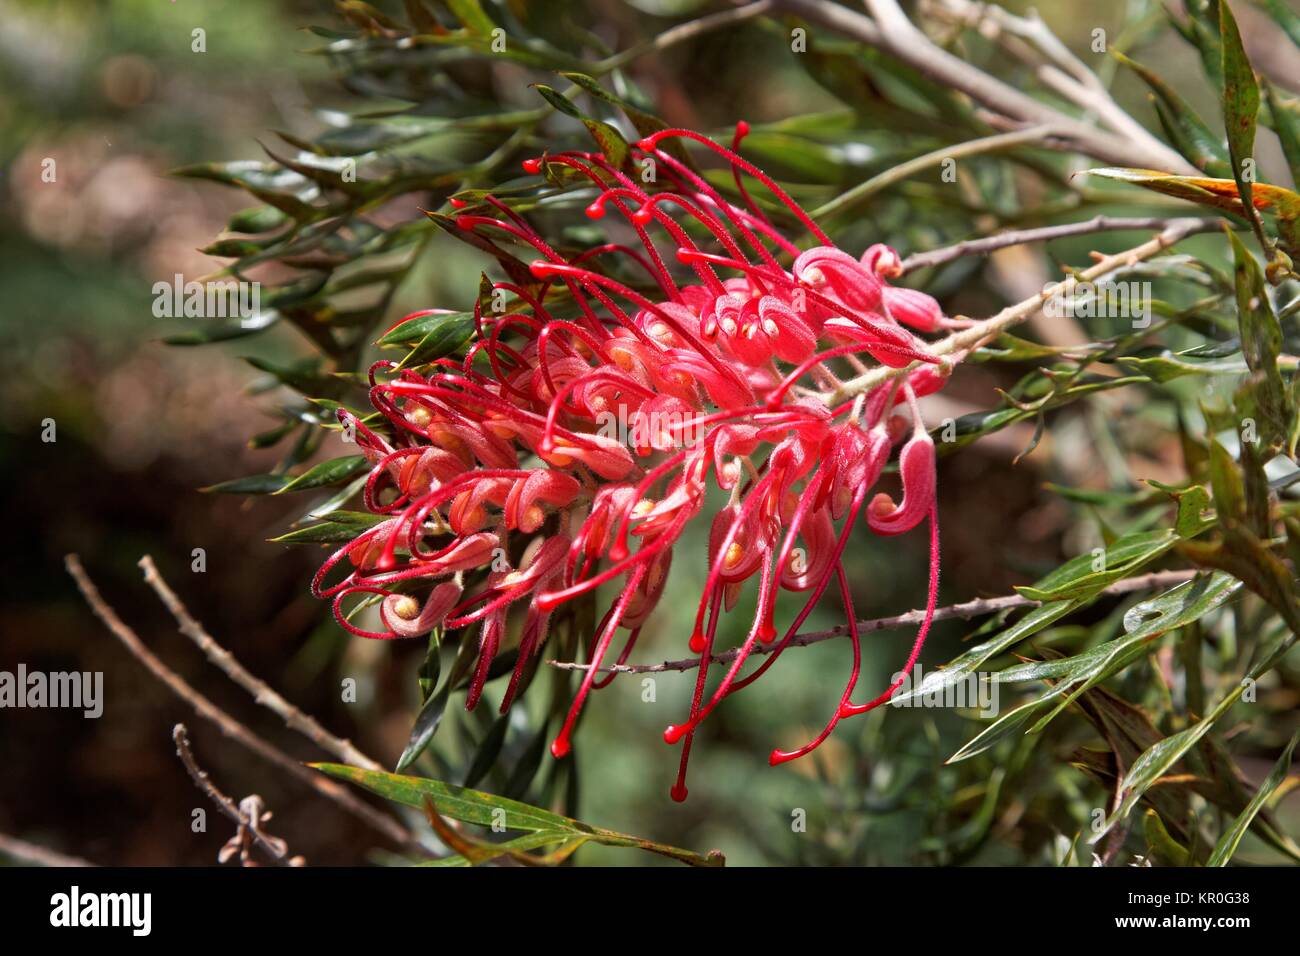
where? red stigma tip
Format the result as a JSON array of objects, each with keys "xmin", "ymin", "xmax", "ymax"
[
  {"xmin": 522, "ymin": 158, "xmax": 542, "ymax": 174},
  {"xmin": 585, "ymin": 202, "xmax": 605, "ymax": 220},
  {"xmin": 454, "ymin": 214, "xmax": 474, "ymax": 230},
  {"xmin": 664, "ymin": 725, "xmax": 686, "ymax": 745},
  {"xmin": 550, "ymin": 736, "xmax": 570, "ymax": 759},
  {"xmin": 670, "ymin": 784, "xmax": 688, "ymax": 802}
]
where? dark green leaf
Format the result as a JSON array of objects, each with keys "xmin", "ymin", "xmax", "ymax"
[
  {"xmin": 1264, "ymin": 82, "xmax": 1300, "ymax": 192},
  {"xmin": 1220, "ymin": 0, "xmax": 1268, "ymax": 252},
  {"xmin": 533, "ymin": 84, "xmax": 630, "ymax": 170},
  {"xmin": 227, "ymin": 205, "xmax": 289, "ymax": 234},
  {"xmin": 275, "ymin": 455, "xmax": 369, "ymax": 494},
  {"xmin": 271, "ymin": 511, "xmax": 386, "ymax": 544},
  {"xmin": 312, "ymin": 763, "xmax": 724, "ymax": 866},
  {"xmin": 1115, "ymin": 52, "xmax": 1230, "ymax": 176},
  {"xmin": 1228, "ymin": 228, "xmax": 1293, "ymax": 451},
  {"xmin": 201, "ymin": 473, "xmax": 292, "ymax": 494}
]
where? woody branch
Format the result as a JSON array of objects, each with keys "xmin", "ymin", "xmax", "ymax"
[{"xmin": 829, "ymin": 217, "xmax": 1211, "ymax": 405}]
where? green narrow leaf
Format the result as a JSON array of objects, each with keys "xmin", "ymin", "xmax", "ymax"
[
  {"xmin": 1089, "ymin": 643, "xmax": 1288, "ymax": 844},
  {"xmin": 248, "ymin": 419, "xmax": 297, "ymax": 449},
  {"xmin": 201, "ymin": 472, "xmax": 292, "ymax": 494},
  {"xmin": 891, "ymin": 600, "xmax": 1079, "ymax": 706},
  {"xmin": 163, "ymin": 310, "xmax": 281, "ymax": 345},
  {"xmin": 1207, "ymin": 728, "xmax": 1300, "ymax": 865},
  {"xmin": 1220, "ymin": 0, "xmax": 1269, "ymax": 252},
  {"xmin": 1002, "ymin": 574, "xmax": 1241, "ymax": 739},
  {"xmin": 316, "ymin": 763, "xmax": 581, "ymax": 832},
  {"xmin": 270, "ymin": 510, "xmax": 386, "ymax": 544},
  {"xmin": 1143, "ymin": 809, "xmax": 1192, "ymax": 865},
  {"xmin": 274, "ymin": 455, "xmax": 368, "ymax": 494},
  {"xmin": 424, "ymin": 210, "xmax": 536, "ymax": 288},
  {"xmin": 378, "ymin": 310, "xmax": 476, "ymax": 369},
  {"xmin": 1227, "ymin": 228, "xmax": 1293, "ymax": 451},
  {"xmin": 1115, "ymin": 52, "xmax": 1230, "ymax": 176},
  {"xmin": 1173, "ymin": 483, "xmax": 1214, "ymax": 538},
  {"xmin": 533, "ymin": 84, "xmax": 630, "ymax": 170},
  {"xmin": 463, "ymin": 714, "xmax": 510, "ymax": 789},
  {"xmin": 1013, "ymin": 529, "xmax": 1179, "ymax": 603},
  {"xmin": 558, "ymin": 71, "xmax": 696, "ymax": 170},
  {"xmin": 377, "ymin": 310, "xmax": 471, "ymax": 346},
  {"xmin": 243, "ymin": 356, "xmax": 333, "ymax": 394},
  {"xmin": 1208, "ymin": 436, "xmax": 1247, "ymax": 521},
  {"xmin": 1081, "ymin": 168, "xmax": 1300, "ymax": 231},
  {"xmin": 1264, "ymin": 82, "xmax": 1300, "ymax": 190},
  {"xmin": 227, "ymin": 205, "xmax": 289, "ymax": 234},
  {"xmin": 396, "ymin": 631, "xmax": 479, "ymax": 772},
  {"xmin": 1177, "ymin": 0, "xmax": 1224, "ymax": 91},
  {"xmin": 311, "ymin": 763, "xmax": 724, "ymax": 866},
  {"xmin": 172, "ymin": 160, "xmax": 319, "ymax": 220},
  {"xmin": 947, "ymin": 692, "xmax": 1064, "ymax": 763},
  {"xmin": 446, "ymin": 0, "xmax": 497, "ymax": 36}
]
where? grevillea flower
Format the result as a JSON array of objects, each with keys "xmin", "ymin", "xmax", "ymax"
[{"xmin": 312, "ymin": 123, "xmax": 950, "ymax": 800}]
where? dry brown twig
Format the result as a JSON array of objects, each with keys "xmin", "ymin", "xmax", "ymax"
[
  {"xmin": 64, "ymin": 554, "xmax": 420, "ymax": 852},
  {"xmin": 139, "ymin": 555, "xmax": 382, "ymax": 772},
  {"xmin": 172, "ymin": 723, "xmax": 302, "ymax": 866},
  {"xmin": 899, "ymin": 216, "xmax": 1221, "ymax": 274},
  {"xmin": 830, "ymin": 217, "xmax": 1210, "ymax": 404}
]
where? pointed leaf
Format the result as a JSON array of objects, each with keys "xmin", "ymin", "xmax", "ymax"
[
  {"xmin": 1207, "ymin": 728, "xmax": 1300, "ymax": 865},
  {"xmin": 275, "ymin": 455, "xmax": 369, "ymax": 494}
]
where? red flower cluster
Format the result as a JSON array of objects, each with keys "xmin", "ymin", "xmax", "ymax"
[{"xmin": 312, "ymin": 125, "xmax": 950, "ymax": 799}]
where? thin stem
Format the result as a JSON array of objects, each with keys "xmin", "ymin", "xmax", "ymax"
[
  {"xmin": 810, "ymin": 124, "xmax": 1060, "ymax": 221},
  {"xmin": 596, "ymin": 1, "xmax": 775, "ymax": 73},
  {"xmin": 139, "ymin": 555, "xmax": 383, "ymax": 773},
  {"xmin": 172, "ymin": 724, "xmax": 296, "ymax": 866},
  {"xmin": 547, "ymin": 568, "xmax": 1199, "ymax": 675},
  {"xmin": 899, "ymin": 216, "xmax": 1220, "ymax": 274},
  {"xmin": 829, "ymin": 217, "xmax": 1210, "ymax": 405},
  {"xmin": 64, "ymin": 554, "xmax": 419, "ymax": 852}
]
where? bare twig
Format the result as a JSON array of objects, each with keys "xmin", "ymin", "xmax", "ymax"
[
  {"xmin": 899, "ymin": 216, "xmax": 1220, "ymax": 273},
  {"xmin": 0, "ymin": 832, "xmax": 96, "ymax": 868},
  {"xmin": 810, "ymin": 124, "xmax": 1062, "ymax": 220},
  {"xmin": 926, "ymin": 0, "xmax": 1160, "ymax": 153},
  {"xmin": 597, "ymin": 0, "xmax": 774, "ymax": 72},
  {"xmin": 830, "ymin": 217, "xmax": 1211, "ymax": 404},
  {"xmin": 547, "ymin": 568, "xmax": 1200, "ymax": 675},
  {"xmin": 172, "ymin": 724, "xmax": 299, "ymax": 866},
  {"xmin": 772, "ymin": 0, "xmax": 1197, "ymax": 174},
  {"xmin": 139, "ymin": 555, "xmax": 382, "ymax": 772},
  {"xmin": 64, "ymin": 554, "xmax": 418, "ymax": 852}
]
